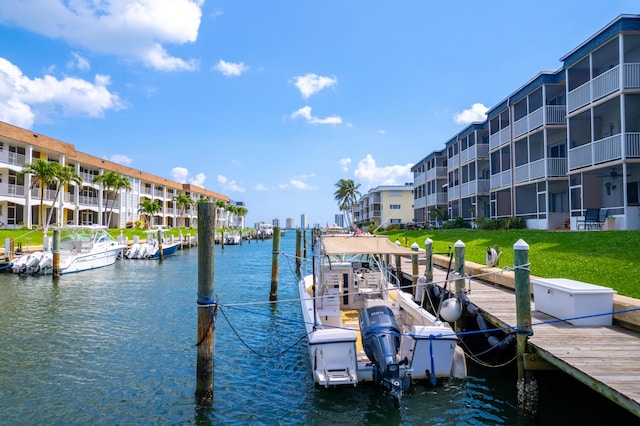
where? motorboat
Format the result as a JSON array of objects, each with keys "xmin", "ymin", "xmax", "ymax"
[
  {"xmin": 299, "ymin": 234, "xmax": 466, "ymax": 408},
  {"xmin": 124, "ymin": 228, "xmax": 180, "ymax": 259},
  {"xmin": 11, "ymin": 226, "xmax": 126, "ymax": 275},
  {"xmin": 224, "ymin": 233, "xmax": 241, "ymax": 245}
]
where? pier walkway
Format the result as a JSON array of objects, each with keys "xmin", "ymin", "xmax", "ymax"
[{"xmin": 398, "ymin": 255, "xmax": 640, "ymax": 417}]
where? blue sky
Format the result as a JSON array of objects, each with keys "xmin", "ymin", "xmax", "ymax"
[{"xmin": 0, "ymin": 1, "xmax": 637, "ymax": 227}]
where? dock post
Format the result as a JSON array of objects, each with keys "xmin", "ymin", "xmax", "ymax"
[
  {"xmin": 514, "ymin": 239, "xmax": 537, "ymax": 415},
  {"xmin": 424, "ymin": 238, "xmax": 433, "ymax": 282},
  {"xmin": 196, "ymin": 202, "xmax": 216, "ymax": 404},
  {"xmin": 270, "ymin": 227, "xmax": 281, "ymax": 301},
  {"xmin": 295, "ymin": 230, "xmax": 302, "ymax": 273},
  {"xmin": 158, "ymin": 229, "xmax": 164, "ymax": 261},
  {"xmin": 394, "ymin": 239, "xmax": 402, "ymax": 286},
  {"xmin": 52, "ymin": 229, "xmax": 60, "ymax": 278},
  {"xmin": 303, "ymin": 229, "xmax": 307, "ymax": 258},
  {"xmin": 411, "ymin": 242, "xmax": 419, "ymax": 297},
  {"xmin": 4, "ymin": 238, "xmax": 13, "ymax": 262},
  {"xmin": 454, "ymin": 240, "xmax": 466, "ymax": 294}
]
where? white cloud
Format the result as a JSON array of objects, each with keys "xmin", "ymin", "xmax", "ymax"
[
  {"xmin": 109, "ymin": 154, "xmax": 132, "ymax": 165},
  {"xmin": 255, "ymin": 183, "xmax": 268, "ymax": 191},
  {"xmin": 454, "ymin": 103, "xmax": 488, "ymax": 124},
  {"xmin": 278, "ymin": 174, "xmax": 316, "ymax": 190},
  {"xmin": 171, "ymin": 166, "xmax": 206, "ymax": 186},
  {"xmin": 217, "ymin": 174, "xmax": 245, "ymax": 192},
  {"xmin": 0, "ymin": 0, "xmax": 203, "ymax": 71},
  {"xmin": 68, "ymin": 52, "xmax": 90, "ymax": 71},
  {"xmin": 213, "ymin": 59, "xmax": 249, "ymax": 77},
  {"xmin": 0, "ymin": 58, "xmax": 124, "ymax": 128},
  {"xmin": 292, "ymin": 73, "xmax": 337, "ymax": 99},
  {"xmin": 339, "ymin": 157, "xmax": 351, "ymax": 172},
  {"xmin": 354, "ymin": 154, "xmax": 413, "ymax": 189},
  {"xmin": 290, "ymin": 106, "xmax": 342, "ymax": 125}
]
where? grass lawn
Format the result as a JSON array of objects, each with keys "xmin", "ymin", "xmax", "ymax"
[{"xmin": 379, "ymin": 229, "xmax": 640, "ymax": 299}]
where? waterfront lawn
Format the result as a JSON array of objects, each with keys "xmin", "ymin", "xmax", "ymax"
[{"xmin": 380, "ymin": 229, "xmax": 640, "ymax": 299}]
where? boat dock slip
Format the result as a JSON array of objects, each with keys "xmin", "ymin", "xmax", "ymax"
[{"xmin": 398, "ymin": 254, "xmax": 640, "ymax": 417}]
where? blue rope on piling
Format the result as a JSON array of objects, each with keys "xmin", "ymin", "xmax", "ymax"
[{"xmin": 428, "ymin": 334, "xmax": 437, "ymax": 386}]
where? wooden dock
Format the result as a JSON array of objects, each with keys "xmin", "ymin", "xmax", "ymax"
[{"xmin": 398, "ymin": 254, "xmax": 640, "ymax": 417}]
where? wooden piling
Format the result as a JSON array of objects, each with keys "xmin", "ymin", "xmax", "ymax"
[
  {"xmin": 303, "ymin": 229, "xmax": 307, "ymax": 258},
  {"xmin": 411, "ymin": 242, "xmax": 419, "ymax": 298},
  {"xmin": 158, "ymin": 229, "xmax": 164, "ymax": 261},
  {"xmin": 52, "ymin": 229, "xmax": 60, "ymax": 278},
  {"xmin": 514, "ymin": 239, "xmax": 537, "ymax": 415},
  {"xmin": 454, "ymin": 240, "xmax": 466, "ymax": 295},
  {"xmin": 270, "ymin": 227, "xmax": 281, "ymax": 301},
  {"xmin": 196, "ymin": 202, "xmax": 216, "ymax": 404},
  {"xmin": 295, "ymin": 230, "xmax": 302, "ymax": 274},
  {"xmin": 424, "ymin": 238, "xmax": 433, "ymax": 282}
]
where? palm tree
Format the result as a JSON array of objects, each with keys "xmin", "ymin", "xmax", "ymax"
[
  {"xmin": 138, "ymin": 199, "xmax": 162, "ymax": 229},
  {"xmin": 21, "ymin": 159, "xmax": 64, "ymax": 230},
  {"xmin": 44, "ymin": 163, "xmax": 82, "ymax": 229},
  {"xmin": 235, "ymin": 206, "xmax": 248, "ymax": 229},
  {"xmin": 173, "ymin": 194, "xmax": 195, "ymax": 227},
  {"xmin": 93, "ymin": 171, "xmax": 131, "ymax": 228},
  {"xmin": 214, "ymin": 199, "xmax": 227, "ymax": 229},
  {"xmin": 334, "ymin": 179, "xmax": 361, "ymax": 230}
]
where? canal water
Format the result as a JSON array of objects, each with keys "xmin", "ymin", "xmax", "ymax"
[{"xmin": 0, "ymin": 232, "xmax": 635, "ymax": 425}]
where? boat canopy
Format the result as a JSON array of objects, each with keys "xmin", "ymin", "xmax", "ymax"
[{"xmin": 320, "ymin": 235, "xmax": 418, "ymax": 256}]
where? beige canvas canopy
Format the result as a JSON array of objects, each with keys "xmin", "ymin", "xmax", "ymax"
[{"xmin": 319, "ymin": 235, "xmax": 418, "ymax": 256}]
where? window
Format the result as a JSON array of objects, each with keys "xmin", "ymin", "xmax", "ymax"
[{"xmin": 389, "ymin": 204, "xmax": 401, "ymax": 210}]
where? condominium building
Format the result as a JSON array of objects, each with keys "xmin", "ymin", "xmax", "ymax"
[
  {"xmin": 355, "ymin": 183, "xmax": 414, "ymax": 229},
  {"xmin": 413, "ymin": 13, "xmax": 640, "ymax": 231},
  {"xmin": 0, "ymin": 120, "xmax": 231, "ymax": 229}
]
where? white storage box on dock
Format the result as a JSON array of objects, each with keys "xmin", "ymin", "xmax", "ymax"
[{"xmin": 532, "ymin": 278, "xmax": 616, "ymax": 326}]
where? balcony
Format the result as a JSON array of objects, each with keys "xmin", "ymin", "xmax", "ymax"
[
  {"xmin": 427, "ymin": 192, "xmax": 448, "ymax": 206},
  {"xmin": 460, "ymin": 144, "xmax": 489, "ymax": 164},
  {"xmin": 78, "ymin": 195, "xmax": 99, "ymax": 206},
  {"xmin": 515, "ymin": 158, "xmax": 568, "ymax": 183},
  {"xmin": 489, "ymin": 125, "xmax": 512, "ymax": 151},
  {"xmin": 426, "ymin": 166, "xmax": 447, "ymax": 180},
  {"xmin": 569, "ymin": 132, "xmax": 640, "ymax": 171},
  {"xmin": 568, "ymin": 64, "xmax": 640, "ymax": 113},
  {"xmin": 490, "ymin": 170, "xmax": 512, "ymax": 190},
  {"xmin": 513, "ymin": 105, "xmax": 567, "ymax": 139},
  {"xmin": 0, "ymin": 183, "xmax": 25, "ymax": 197},
  {"xmin": 0, "ymin": 150, "xmax": 26, "ymax": 167},
  {"xmin": 461, "ymin": 179, "xmax": 490, "ymax": 197},
  {"xmin": 447, "ymin": 154, "xmax": 459, "ymax": 171}
]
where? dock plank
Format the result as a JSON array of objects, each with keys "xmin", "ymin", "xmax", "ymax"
[{"xmin": 399, "ymin": 257, "xmax": 640, "ymax": 417}]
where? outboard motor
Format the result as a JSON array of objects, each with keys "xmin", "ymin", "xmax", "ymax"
[{"xmin": 359, "ymin": 306, "xmax": 406, "ymax": 408}]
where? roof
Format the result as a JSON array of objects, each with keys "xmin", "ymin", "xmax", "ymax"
[{"xmin": 320, "ymin": 235, "xmax": 418, "ymax": 256}]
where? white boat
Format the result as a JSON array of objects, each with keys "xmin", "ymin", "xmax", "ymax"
[
  {"xmin": 11, "ymin": 226, "xmax": 126, "ymax": 275},
  {"xmin": 124, "ymin": 228, "xmax": 180, "ymax": 259},
  {"xmin": 224, "ymin": 233, "xmax": 241, "ymax": 245},
  {"xmin": 299, "ymin": 234, "xmax": 466, "ymax": 408}
]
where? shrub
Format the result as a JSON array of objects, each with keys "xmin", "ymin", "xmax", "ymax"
[{"xmin": 442, "ymin": 217, "xmax": 471, "ymax": 229}]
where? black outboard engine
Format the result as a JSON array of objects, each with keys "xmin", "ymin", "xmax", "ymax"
[{"xmin": 359, "ymin": 306, "xmax": 405, "ymax": 408}]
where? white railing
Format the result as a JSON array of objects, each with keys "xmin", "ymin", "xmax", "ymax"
[
  {"xmin": 489, "ymin": 125, "xmax": 511, "ymax": 151},
  {"xmin": 490, "ymin": 170, "xmax": 512, "ymax": 189},
  {"xmin": 427, "ymin": 192, "xmax": 448, "ymax": 205},
  {"xmin": 414, "ymin": 172, "xmax": 426, "ymax": 186},
  {"xmin": 546, "ymin": 105, "xmax": 567, "ymax": 124},
  {"xmin": 447, "ymin": 185, "xmax": 460, "ymax": 200},
  {"xmin": 567, "ymin": 81, "xmax": 591, "ymax": 113},
  {"xmin": 460, "ymin": 143, "xmax": 489, "ymax": 164},
  {"xmin": 426, "ymin": 166, "xmax": 447, "ymax": 180},
  {"xmin": 547, "ymin": 158, "xmax": 568, "ymax": 176},
  {"xmin": 2, "ymin": 184, "xmax": 25, "ymax": 196},
  {"xmin": 413, "ymin": 198, "xmax": 426, "ymax": 209},
  {"xmin": 569, "ymin": 134, "xmax": 623, "ymax": 170},
  {"xmin": 627, "ymin": 133, "xmax": 640, "ymax": 157},
  {"xmin": 447, "ymin": 153, "xmax": 459, "ymax": 171},
  {"xmin": 78, "ymin": 195, "xmax": 99, "ymax": 206},
  {"xmin": 624, "ymin": 63, "xmax": 640, "ymax": 88},
  {"xmin": 592, "ymin": 65, "xmax": 620, "ymax": 101},
  {"xmin": 0, "ymin": 150, "xmax": 26, "ymax": 166}
]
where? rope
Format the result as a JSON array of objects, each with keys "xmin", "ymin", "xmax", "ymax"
[{"xmin": 428, "ymin": 335, "xmax": 437, "ymax": 386}]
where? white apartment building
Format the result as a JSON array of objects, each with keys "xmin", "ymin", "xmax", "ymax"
[
  {"xmin": 355, "ymin": 183, "xmax": 414, "ymax": 229},
  {"xmin": 0, "ymin": 121, "xmax": 231, "ymax": 229}
]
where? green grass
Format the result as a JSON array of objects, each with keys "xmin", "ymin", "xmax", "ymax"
[{"xmin": 379, "ymin": 229, "xmax": 640, "ymax": 299}]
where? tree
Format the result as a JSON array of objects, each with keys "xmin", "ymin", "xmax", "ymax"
[
  {"xmin": 214, "ymin": 199, "xmax": 226, "ymax": 229},
  {"xmin": 21, "ymin": 159, "xmax": 82, "ymax": 231},
  {"xmin": 333, "ymin": 179, "xmax": 361, "ymax": 230},
  {"xmin": 173, "ymin": 194, "xmax": 195, "ymax": 227},
  {"xmin": 138, "ymin": 199, "xmax": 162, "ymax": 229},
  {"xmin": 93, "ymin": 171, "xmax": 131, "ymax": 228},
  {"xmin": 235, "ymin": 206, "xmax": 248, "ymax": 229},
  {"xmin": 44, "ymin": 163, "xmax": 82, "ymax": 229}
]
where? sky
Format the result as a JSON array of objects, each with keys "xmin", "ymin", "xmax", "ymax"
[{"xmin": 0, "ymin": 1, "xmax": 638, "ymax": 227}]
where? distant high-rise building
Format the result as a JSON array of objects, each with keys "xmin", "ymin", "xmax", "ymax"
[
  {"xmin": 286, "ymin": 217, "xmax": 295, "ymax": 229},
  {"xmin": 334, "ymin": 213, "xmax": 345, "ymax": 228},
  {"xmin": 272, "ymin": 218, "xmax": 280, "ymax": 228},
  {"xmin": 300, "ymin": 214, "xmax": 307, "ymax": 229}
]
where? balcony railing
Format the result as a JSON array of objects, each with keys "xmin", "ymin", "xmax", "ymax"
[
  {"xmin": 513, "ymin": 105, "xmax": 567, "ymax": 139},
  {"xmin": 447, "ymin": 154, "xmax": 459, "ymax": 171},
  {"xmin": 514, "ymin": 158, "xmax": 568, "ymax": 183},
  {"xmin": 0, "ymin": 150, "xmax": 26, "ymax": 166},
  {"xmin": 461, "ymin": 179, "xmax": 490, "ymax": 197},
  {"xmin": 460, "ymin": 144, "xmax": 489, "ymax": 164},
  {"xmin": 78, "ymin": 195, "xmax": 99, "ymax": 206},
  {"xmin": 427, "ymin": 192, "xmax": 448, "ymax": 205},
  {"xmin": 447, "ymin": 185, "xmax": 460, "ymax": 200},
  {"xmin": 568, "ymin": 64, "xmax": 640, "ymax": 112},
  {"xmin": 1, "ymin": 184, "xmax": 25, "ymax": 197},
  {"xmin": 489, "ymin": 125, "xmax": 511, "ymax": 151},
  {"xmin": 570, "ymin": 132, "xmax": 640, "ymax": 171},
  {"xmin": 426, "ymin": 166, "xmax": 447, "ymax": 180},
  {"xmin": 490, "ymin": 169, "xmax": 512, "ymax": 189},
  {"xmin": 30, "ymin": 188, "xmax": 57, "ymax": 201}
]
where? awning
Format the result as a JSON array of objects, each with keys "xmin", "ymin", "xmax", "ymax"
[{"xmin": 320, "ymin": 235, "xmax": 417, "ymax": 256}]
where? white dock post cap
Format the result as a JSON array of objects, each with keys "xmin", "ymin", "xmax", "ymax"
[
  {"xmin": 411, "ymin": 242, "xmax": 419, "ymax": 250},
  {"xmin": 514, "ymin": 239, "xmax": 529, "ymax": 250},
  {"xmin": 424, "ymin": 237, "xmax": 432, "ymax": 245},
  {"xmin": 454, "ymin": 240, "xmax": 465, "ymax": 248}
]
